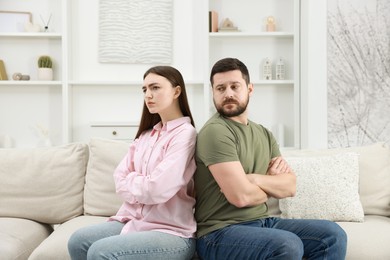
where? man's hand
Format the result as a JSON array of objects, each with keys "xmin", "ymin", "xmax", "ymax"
[
  {"xmin": 246, "ymin": 156, "xmax": 296, "ymax": 199},
  {"xmin": 267, "ymin": 156, "xmax": 291, "ymax": 175}
]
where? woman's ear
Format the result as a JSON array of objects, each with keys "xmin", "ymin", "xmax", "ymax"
[{"xmin": 174, "ymin": 85, "xmax": 181, "ymax": 98}]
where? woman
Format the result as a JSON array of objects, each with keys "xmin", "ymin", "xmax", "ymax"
[{"xmin": 68, "ymin": 66, "xmax": 197, "ymax": 260}]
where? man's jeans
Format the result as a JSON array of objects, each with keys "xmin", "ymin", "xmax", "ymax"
[
  {"xmin": 197, "ymin": 217, "xmax": 347, "ymax": 260},
  {"xmin": 68, "ymin": 221, "xmax": 196, "ymax": 260}
]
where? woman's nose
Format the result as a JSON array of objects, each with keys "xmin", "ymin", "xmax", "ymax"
[{"xmin": 145, "ymin": 89, "xmax": 152, "ymax": 98}]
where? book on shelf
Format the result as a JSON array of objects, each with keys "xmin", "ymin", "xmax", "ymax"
[
  {"xmin": 209, "ymin": 11, "xmax": 218, "ymax": 32},
  {"xmin": 0, "ymin": 60, "xmax": 8, "ymax": 80}
]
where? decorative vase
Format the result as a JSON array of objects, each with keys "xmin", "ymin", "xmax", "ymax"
[{"xmin": 38, "ymin": 68, "xmax": 53, "ymax": 81}]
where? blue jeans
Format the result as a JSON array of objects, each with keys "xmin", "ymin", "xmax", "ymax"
[
  {"xmin": 68, "ymin": 221, "xmax": 196, "ymax": 260},
  {"xmin": 196, "ymin": 217, "xmax": 347, "ymax": 260}
]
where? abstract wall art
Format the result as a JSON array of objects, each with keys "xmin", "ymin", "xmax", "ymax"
[
  {"xmin": 99, "ymin": 0, "xmax": 173, "ymax": 64},
  {"xmin": 327, "ymin": 0, "xmax": 390, "ymax": 148}
]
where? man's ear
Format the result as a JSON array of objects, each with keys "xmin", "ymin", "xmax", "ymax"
[{"xmin": 248, "ymin": 83, "xmax": 254, "ymax": 96}]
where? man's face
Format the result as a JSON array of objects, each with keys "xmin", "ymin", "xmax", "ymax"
[{"xmin": 212, "ymin": 70, "xmax": 253, "ymax": 117}]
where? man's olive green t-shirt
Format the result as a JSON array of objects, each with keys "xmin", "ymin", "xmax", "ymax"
[{"xmin": 194, "ymin": 113, "xmax": 281, "ymax": 237}]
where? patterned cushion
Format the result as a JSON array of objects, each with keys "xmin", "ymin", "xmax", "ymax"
[{"xmin": 279, "ymin": 152, "xmax": 364, "ymax": 222}]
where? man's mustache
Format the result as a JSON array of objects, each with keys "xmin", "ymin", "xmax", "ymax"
[{"xmin": 223, "ymin": 98, "xmax": 238, "ymax": 105}]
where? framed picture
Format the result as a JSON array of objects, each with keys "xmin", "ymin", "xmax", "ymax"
[{"xmin": 0, "ymin": 11, "xmax": 32, "ymax": 32}]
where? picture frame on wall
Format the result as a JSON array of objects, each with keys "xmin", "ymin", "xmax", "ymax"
[{"xmin": 0, "ymin": 10, "xmax": 32, "ymax": 32}]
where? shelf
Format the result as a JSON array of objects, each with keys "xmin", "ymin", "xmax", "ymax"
[
  {"xmin": 90, "ymin": 121, "xmax": 139, "ymax": 127},
  {"xmin": 69, "ymin": 81, "xmax": 142, "ymax": 86},
  {"xmin": 0, "ymin": 81, "xmax": 62, "ymax": 86},
  {"xmin": 210, "ymin": 32, "xmax": 294, "ymax": 38},
  {"xmin": 253, "ymin": 80, "xmax": 294, "ymax": 85},
  {"xmin": 68, "ymin": 80, "xmax": 204, "ymax": 86},
  {"xmin": 0, "ymin": 32, "xmax": 62, "ymax": 39}
]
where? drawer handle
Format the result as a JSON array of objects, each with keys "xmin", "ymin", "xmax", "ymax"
[{"xmin": 112, "ymin": 131, "xmax": 117, "ymax": 136}]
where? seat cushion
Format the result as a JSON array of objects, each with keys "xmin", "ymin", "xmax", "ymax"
[
  {"xmin": 0, "ymin": 143, "xmax": 88, "ymax": 224},
  {"xmin": 337, "ymin": 215, "xmax": 390, "ymax": 260},
  {"xmin": 0, "ymin": 217, "xmax": 53, "ymax": 260},
  {"xmin": 29, "ymin": 216, "xmax": 108, "ymax": 260}
]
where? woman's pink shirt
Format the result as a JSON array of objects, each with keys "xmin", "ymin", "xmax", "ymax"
[{"xmin": 108, "ymin": 117, "xmax": 197, "ymax": 238}]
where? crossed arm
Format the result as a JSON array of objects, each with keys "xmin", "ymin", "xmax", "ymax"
[{"xmin": 209, "ymin": 156, "xmax": 296, "ymax": 208}]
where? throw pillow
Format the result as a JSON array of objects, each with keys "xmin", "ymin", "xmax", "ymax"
[
  {"xmin": 84, "ymin": 138, "xmax": 129, "ymax": 216},
  {"xmin": 279, "ymin": 152, "xmax": 364, "ymax": 222}
]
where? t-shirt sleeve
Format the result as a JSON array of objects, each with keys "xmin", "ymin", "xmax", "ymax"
[
  {"xmin": 197, "ymin": 123, "xmax": 238, "ymax": 167},
  {"xmin": 266, "ymin": 128, "xmax": 281, "ymax": 158}
]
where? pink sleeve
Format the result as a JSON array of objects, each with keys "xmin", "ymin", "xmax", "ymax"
[
  {"xmin": 115, "ymin": 128, "xmax": 196, "ymax": 205},
  {"xmin": 113, "ymin": 142, "xmax": 139, "ymax": 204}
]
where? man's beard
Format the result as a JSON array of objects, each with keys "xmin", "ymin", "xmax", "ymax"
[{"xmin": 215, "ymin": 97, "xmax": 249, "ymax": 117}]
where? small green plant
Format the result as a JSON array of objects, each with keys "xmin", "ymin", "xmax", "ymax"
[{"xmin": 38, "ymin": 55, "xmax": 53, "ymax": 68}]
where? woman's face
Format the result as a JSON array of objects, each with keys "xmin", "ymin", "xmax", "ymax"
[{"xmin": 142, "ymin": 73, "xmax": 179, "ymax": 115}]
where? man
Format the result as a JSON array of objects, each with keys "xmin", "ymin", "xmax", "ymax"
[{"xmin": 194, "ymin": 57, "xmax": 347, "ymax": 259}]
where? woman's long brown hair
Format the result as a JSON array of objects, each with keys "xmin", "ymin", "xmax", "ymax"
[{"xmin": 134, "ymin": 66, "xmax": 195, "ymax": 139}]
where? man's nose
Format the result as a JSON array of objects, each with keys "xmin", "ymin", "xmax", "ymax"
[{"xmin": 224, "ymin": 88, "xmax": 234, "ymax": 98}]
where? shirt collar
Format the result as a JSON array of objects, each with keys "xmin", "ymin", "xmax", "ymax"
[{"xmin": 151, "ymin": 117, "xmax": 191, "ymax": 136}]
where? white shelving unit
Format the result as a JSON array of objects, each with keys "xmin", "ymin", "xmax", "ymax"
[
  {"xmin": 0, "ymin": 0, "xmax": 67, "ymax": 148},
  {"xmin": 208, "ymin": 0, "xmax": 300, "ymax": 148},
  {"xmin": 0, "ymin": 0, "xmax": 300, "ymax": 149}
]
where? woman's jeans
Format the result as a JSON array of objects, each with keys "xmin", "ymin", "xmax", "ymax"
[
  {"xmin": 196, "ymin": 217, "xmax": 347, "ymax": 260},
  {"xmin": 68, "ymin": 221, "xmax": 196, "ymax": 260}
]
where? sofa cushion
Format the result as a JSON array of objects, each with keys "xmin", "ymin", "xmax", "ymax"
[
  {"xmin": 337, "ymin": 215, "xmax": 390, "ymax": 260},
  {"xmin": 0, "ymin": 217, "xmax": 53, "ymax": 260},
  {"xmin": 280, "ymin": 152, "xmax": 364, "ymax": 222},
  {"xmin": 346, "ymin": 142, "xmax": 390, "ymax": 216},
  {"xmin": 282, "ymin": 142, "xmax": 390, "ymax": 217},
  {"xmin": 84, "ymin": 138, "xmax": 129, "ymax": 216},
  {"xmin": 29, "ymin": 216, "xmax": 107, "ymax": 260},
  {"xmin": 0, "ymin": 143, "xmax": 88, "ymax": 224}
]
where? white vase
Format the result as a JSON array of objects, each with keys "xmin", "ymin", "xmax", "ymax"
[{"xmin": 38, "ymin": 68, "xmax": 53, "ymax": 81}]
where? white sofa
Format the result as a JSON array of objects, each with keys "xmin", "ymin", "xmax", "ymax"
[{"xmin": 0, "ymin": 138, "xmax": 389, "ymax": 260}]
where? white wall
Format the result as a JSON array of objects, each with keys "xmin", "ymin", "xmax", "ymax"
[
  {"xmin": 0, "ymin": 0, "xmax": 330, "ymax": 148},
  {"xmin": 300, "ymin": 0, "xmax": 328, "ymax": 149},
  {"xmin": 69, "ymin": 0, "xmax": 209, "ymax": 142},
  {"xmin": 72, "ymin": 0, "xmax": 329, "ymax": 148},
  {"xmin": 69, "ymin": 0, "xmax": 205, "ymax": 82}
]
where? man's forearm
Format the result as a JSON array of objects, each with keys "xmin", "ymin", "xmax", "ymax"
[{"xmin": 247, "ymin": 173, "xmax": 296, "ymax": 199}]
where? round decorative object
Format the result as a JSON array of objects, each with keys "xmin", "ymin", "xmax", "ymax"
[
  {"xmin": 38, "ymin": 68, "xmax": 53, "ymax": 81},
  {"xmin": 12, "ymin": 72, "xmax": 22, "ymax": 80}
]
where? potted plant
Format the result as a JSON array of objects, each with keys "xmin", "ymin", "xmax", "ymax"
[{"xmin": 37, "ymin": 55, "xmax": 53, "ymax": 81}]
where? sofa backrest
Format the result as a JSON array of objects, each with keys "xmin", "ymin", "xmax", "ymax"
[
  {"xmin": 83, "ymin": 138, "xmax": 129, "ymax": 216},
  {"xmin": 0, "ymin": 143, "xmax": 88, "ymax": 224}
]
